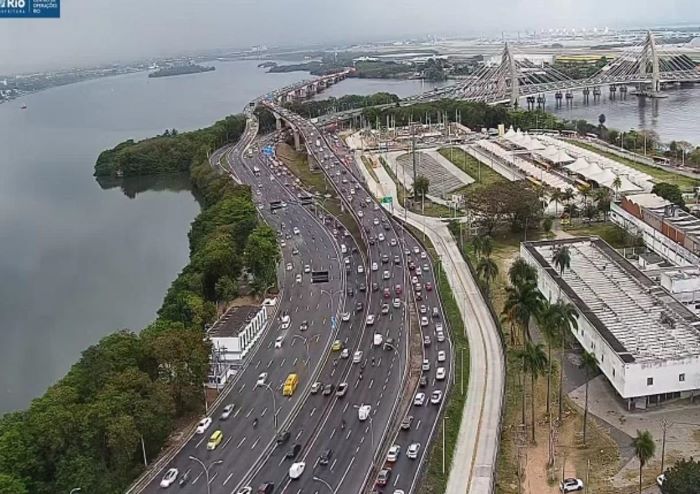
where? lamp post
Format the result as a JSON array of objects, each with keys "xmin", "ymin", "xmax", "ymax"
[
  {"xmin": 188, "ymin": 456, "xmax": 222, "ymax": 494},
  {"xmin": 260, "ymin": 382, "xmax": 279, "ymax": 431},
  {"xmin": 320, "ymin": 288, "xmax": 343, "ymax": 332},
  {"xmin": 312, "ymin": 476, "xmax": 334, "ymax": 493},
  {"xmin": 293, "ymin": 333, "xmax": 320, "ymax": 365},
  {"xmin": 69, "ymin": 489, "xmax": 81, "ymax": 494}
]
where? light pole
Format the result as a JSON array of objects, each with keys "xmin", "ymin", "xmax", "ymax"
[
  {"xmin": 69, "ymin": 489, "xmax": 81, "ymax": 494},
  {"xmin": 312, "ymin": 476, "xmax": 334, "ymax": 493},
  {"xmin": 320, "ymin": 288, "xmax": 343, "ymax": 331},
  {"xmin": 260, "ymin": 382, "xmax": 279, "ymax": 431},
  {"xmin": 188, "ymin": 456, "xmax": 222, "ymax": 494},
  {"xmin": 293, "ymin": 333, "xmax": 320, "ymax": 365}
]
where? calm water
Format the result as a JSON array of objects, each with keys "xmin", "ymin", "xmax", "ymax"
[{"xmin": 0, "ymin": 60, "xmax": 303, "ymax": 412}]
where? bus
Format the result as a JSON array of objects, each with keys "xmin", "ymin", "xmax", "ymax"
[{"xmin": 282, "ymin": 373, "xmax": 299, "ymax": 396}]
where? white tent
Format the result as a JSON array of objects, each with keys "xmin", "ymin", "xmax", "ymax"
[
  {"xmin": 537, "ymin": 145, "xmax": 558, "ymax": 160},
  {"xmin": 615, "ymin": 175, "xmax": 643, "ymax": 193},
  {"xmin": 565, "ymin": 157, "xmax": 591, "ymax": 173},
  {"xmin": 504, "ymin": 126, "xmax": 516, "ymax": 138},
  {"xmin": 577, "ymin": 161, "xmax": 605, "ymax": 179},
  {"xmin": 588, "ymin": 168, "xmax": 617, "ymax": 187},
  {"xmin": 524, "ymin": 136, "xmax": 545, "ymax": 151},
  {"xmin": 549, "ymin": 149, "xmax": 575, "ymax": 164}
]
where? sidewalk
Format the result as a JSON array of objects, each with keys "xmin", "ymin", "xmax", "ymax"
[{"xmin": 353, "ymin": 150, "xmax": 505, "ymax": 494}]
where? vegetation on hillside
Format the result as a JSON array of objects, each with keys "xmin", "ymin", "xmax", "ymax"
[{"xmin": 284, "ymin": 92, "xmax": 400, "ymax": 118}]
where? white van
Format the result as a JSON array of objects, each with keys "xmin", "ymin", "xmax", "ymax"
[
  {"xmin": 275, "ymin": 335, "xmax": 284, "ymax": 348},
  {"xmin": 374, "ymin": 333, "xmax": 383, "ymax": 346},
  {"xmin": 341, "ymin": 244, "xmax": 348, "ymax": 254},
  {"xmin": 281, "ymin": 315, "xmax": 291, "ymax": 329},
  {"xmin": 358, "ymin": 404, "xmax": 371, "ymax": 421}
]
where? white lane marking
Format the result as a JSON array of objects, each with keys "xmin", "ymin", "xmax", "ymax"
[
  {"xmin": 223, "ymin": 473, "xmax": 233, "ymax": 486},
  {"xmin": 393, "ymin": 473, "xmax": 401, "ymax": 486},
  {"xmin": 237, "ymin": 436, "xmax": 247, "ymax": 448},
  {"xmin": 343, "ymin": 402, "xmax": 349, "ymax": 413},
  {"xmin": 416, "ymin": 419, "xmax": 422, "ymax": 430},
  {"xmin": 346, "ymin": 429, "xmax": 352, "ymax": 439},
  {"xmin": 310, "ymin": 407, "xmax": 316, "ymax": 417},
  {"xmin": 192, "ymin": 472, "xmax": 202, "ymax": 484},
  {"xmin": 251, "ymin": 437, "xmax": 260, "ymax": 449},
  {"xmin": 222, "ymin": 436, "xmax": 232, "ymax": 448},
  {"xmin": 245, "ymin": 408, "xmax": 253, "ymax": 418},
  {"xmin": 267, "ymin": 360, "xmax": 272, "ymax": 368},
  {"xmin": 209, "ymin": 472, "xmax": 218, "ymax": 484},
  {"xmin": 360, "ymin": 435, "xmax": 365, "ymax": 444},
  {"xmin": 330, "ymin": 458, "xmax": 338, "ymax": 471},
  {"xmin": 278, "ymin": 456, "xmax": 286, "ymax": 467},
  {"xmin": 239, "ymin": 382, "xmax": 246, "ymax": 393},
  {"xmin": 293, "ymin": 357, "xmax": 298, "ymax": 366},
  {"xmin": 261, "ymin": 407, "xmax": 268, "ymax": 417},
  {"xmin": 295, "ymin": 430, "xmax": 303, "ymax": 440},
  {"xmin": 280, "ymin": 358, "xmax": 286, "ymax": 367},
  {"xmin": 330, "ymin": 428, "xmax": 336, "ymax": 440},
  {"xmin": 195, "ymin": 436, "xmax": 205, "ymax": 448},
  {"xmin": 255, "ymin": 360, "xmax": 261, "ymax": 369},
  {"xmin": 368, "ymin": 379, "xmax": 374, "ymax": 389}
]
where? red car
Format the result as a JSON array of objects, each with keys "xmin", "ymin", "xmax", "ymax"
[
  {"xmin": 425, "ymin": 282, "xmax": 433, "ymax": 292},
  {"xmin": 395, "ymin": 284, "xmax": 402, "ymax": 295},
  {"xmin": 383, "ymin": 288, "xmax": 391, "ymax": 299}
]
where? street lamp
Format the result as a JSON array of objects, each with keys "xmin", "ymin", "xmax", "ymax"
[
  {"xmin": 320, "ymin": 288, "xmax": 344, "ymax": 330},
  {"xmin": 293, "ymin": 333, "xmax": 320, "ymax": 366},
  {"xmin": 260, "ymin": 382, "xmax": 279, "ymax": 431},
  {"xmin": 312, "ymin": 475, "xmax": 334, "ymax": 494},
  {"xmin": 188, "ymin": 456, "xmax": 222, "ymax": 494},
  {"xmin": 69, "ymin": 489, "xmax": 81, "ymax": 494}
]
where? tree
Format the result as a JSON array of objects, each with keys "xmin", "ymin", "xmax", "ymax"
[
  {"xmin": 508, "ymin": 257, "xmax": 538, "ymax": 288},
  {"xmin": 552, "ymin": 245, "xmax": 571, "ymax": 276},
  {"xmin": 516, "ymin": 342, "xmax": 548, "ymax": 442},
  {"xmin": 598, "ymin": 113, "xmax": 606, "ymax": 128},
  {"xmin": 476, "ymin": 256, "xmax": 499, "ymax": 294},
  {"xmin": 633, "ymin": 430, "xmax": 656, "ymax": 494},
  {"xmin": 463, "ymin": 181, "xmax": 542, "ymax": 234},
  {"xmin": 214, "ymin": 275, "xmax": 238, "ymax": 305},
  {"xmin": 244, "ymin": 224, "xmax": 281, "ymax": 294},
  {"xmin": 562, "ymin": 188, "xmax": 575, "ymax": 206},
  {"xmin": 580, "ymin": 351, "xmax": 599, "ymax": 445},
  {"xmin": 0, "ymin": 474, "xmax": 27, "ymax": 494},
  {"xmin": 413, "ymin": 175, "xmax": 430, "ymax": 199},
  {"xmin": 549, "ymin": 189, "xmax": 563, "ymax": 215},
  {"xmin": 550, "ymin": 300, "xmax": 578, "ymax": 421},
  {"xmin": 537, "ymin": 301, "xmax": 558, "ymax": 417},
  {"xmin": 472, "ymin": 235, "xmax": 493, "ymax": 259},
  {"xmin": 652, "ymin": 182, "xmax": 685, "ymax": 207},
  {"xmin": 593, "ymin": 188, "xmax": 611, "ymax": 220},
  {"xmin": 502, "ymin": 281, "xmax": 545, "ymax": 344},
  {"xmin": 542, "ymin": 216, "xmax": 553, "ymax": 233},
  {"xmin": 661, "ymin": 457, "xmax": 700, "ymax": 494},
  {"xmin": 612, "ymin": 175, "xmax": 622, "ymax": 201}
]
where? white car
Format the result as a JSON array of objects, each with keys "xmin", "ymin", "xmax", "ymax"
[
  {"xmin": 378, "ymin": 233, "xmax": 385, "ymax": 242},
  {"xmin": 353, "ymin": 350, "xmax": 363, "ymax": 363},
  {"xmin": 358, "ymin": 404, "xmax": 371, "ymax": 421},
  {"xmin": 280, "ymin": 240, "xmax": 286, "ymax": 248},
  {"xmin": 407, "ymin": 442, "xmax": 421, "ymax": 459},
  {"xmin": 383, "ymin": 270, "xmax": 390, "ymax": 280},
  {"xmin": 275, "ymin": 335, "xmax": 284, "ymax": 348},
  {"xmin": 160, "ymin": 468, "xmax": 178, "ymax": 488},
  {"xmin": 413, "ymin": 246, "xmax": 420, "ymax": 255},
  {"xmin": 289, "ymin": 461, "xmax": 306, "ymax": 480},
  {"xmin": 437, "ymin": 350, "xmax": 446, "ymax": 362},
  {"xmin": 358, "ymin": 265, "xmax": 364, "ymax": 274},
  {"xmin": 304, "ymin": 264, "xmax": 311, "ymax": 273},
  {"xmin": 436, "ymin": 367, "xmax": 446, "ymax": 380},
  {"xmin": 415, "ymin": 267, "xmax": 422, "ymax": 276},
  {"xmin": 393, "ymin": 298, "xmax": 401, "ymax": 309},
  {"xmin": 414, "ymin": 392, "xmax": 426, "ymax": 406},
  {"xmin": 421, "ymin": 251, "xmax": 427, "ymax": 259},
  {"xmin": 341, "ymin": 311, "xmax": 351, "ymax": 322},
  {"xmin": 195, "ymin": 417, "xmax": 212, "ymax": 434},
  {"xmin": 371, "ymin": 262, "xmax": 378, "ymax": 272},
  {"xmin": 390, "ymin": 238, "xmax": 397, "ymax": 247},
  {"xmin": 366, "ymin": 314, "xmax": 375, "ymax": 325},
  {"xmin": 419, "ymin": 304, "xmax": 427, "ymax": 314},
  {"xmin": 293, "ymin": 227, "xmax": 300, "ymax": 235},
  {"xmin": 358, "ymin": 210, "xmax": 364, "ymax": 218},
  {"xmin": 436, "ymin": 331, "xmax": 445, "ymax": 343},
  {"xmin": 381, "ymin": 304, "xmax": 390, "ymax": 314},
  {"xmin": 422, "ymin": 359, "xmax": 430, "ymax": 371},
  {"xmin": 656, "ymin": 474, "xmax": 665, "ymax": 487},
  {"xmin": 286, "ymin": 262, "xmax": 293, "ymax": 271},
  {"xmin": 430, "ymin": 390, "xmax": 443, "ymax": 404},
  {"xmin": 559, "ymin": 478, "xmax": 584, "ymax": 493},
  {"xmin": 373, "ymin": 218, "xmax": 380, "ymax": 226},
  {"xmin": 295, "ymin": 274, "xmax": 302, "ymax": 283},
  {"xmin": 256, "ymin": 372, "xmax": 268, "ymax": 387},
  {"xmin": 341, "ymin": 348, "xmax": 350, "ymax": 359},
  {"xmin": 387, "ymin": 445, "xmax": 401, "ymax": 462},
  {"xmin": 420, "ymin": 316, "xmax": 428, "ymax": 327},
  {"xmin": 220, "ymin": 404, "xmax": 234, "ymax": 420}
]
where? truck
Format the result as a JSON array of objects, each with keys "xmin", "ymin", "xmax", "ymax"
[{"xmin": 252, "ymin": 165, "xmax": 261, "ymax": 176}]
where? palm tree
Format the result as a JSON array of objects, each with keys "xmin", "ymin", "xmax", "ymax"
[
  {"xmin": 551, "ymin": 301, "xmax": 578, "ymax": 422},
  {"xmin": 516, "ymin": 341, "xmax": 549, "ymax": 442},
  {"xmin": 472, "ymin": 236, "xmax": 483, "ymax": 259},
  {"xmin": 413, "ymin": 174, "xmax": 430, "ymax": 199},
  {"xmin": 476, "ymin": 256, "xmax": 499, "ymax": 295},
  {"xmin": 537, "ymin": 301, "xmax": 558, "ymax": 416},
  {"xmin": 502, "ymin": 282, "xmax": 545, "ymax": 343},
  {"xmin": 552, "ymin": 245, "xmax": 571, "ymax": 277},
  {"xmin": 632, "ymin": 430, "xmax": 656, "ymax": 494},
  {"xmin": 612, "ymin": 175, "xmax": 622, "ymax": 201},
  {"xmin": 562, "ymin": 188, "xmax": 575, "ymax": 206},
  {"xmin": 549, "ymin": 189, "xmax": 564, "ymax": 215},
  {"xmin": 580, "ymin": 183, "xmax": 592, "ymax": 210},
  {"xmin": 580, "ymin": 351, "xmax": 599, "ymax": 445},
  {"xmin": 593, "ymin": 188, "xmax": 611, "ymax": 221},
  {"xmin": 508, "ymin": 257, "xmax": 538, "ymax": 288},
  {"xmin": 480, "ymin": 235, "xmax": 493, "ymax": 258}
]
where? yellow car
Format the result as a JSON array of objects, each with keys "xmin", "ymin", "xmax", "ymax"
[
  {"xmin": 207, "ymin": 430, "xmax": 223, "ymax": 450},
  {"xmin": 331, "ymin": 340, "xmax": 342, "ymax": 351}
]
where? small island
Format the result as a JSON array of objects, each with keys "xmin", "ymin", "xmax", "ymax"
[{"xmin": 148, "ymin": 64, "xmax": 215, "ymax": 78}]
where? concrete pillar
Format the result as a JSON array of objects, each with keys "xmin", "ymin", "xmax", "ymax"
[
  {"xmin": 273, "ymin": 112, "xmax": 282, "ymax": 131},
  {"xmin": 293, "ymin": 129, "xmax": 301, "ymax": 152}
]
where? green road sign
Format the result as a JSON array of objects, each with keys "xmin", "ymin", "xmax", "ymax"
[{"xmin": 381, "ymin": 196, "xmax": 393, "ymax": 204}]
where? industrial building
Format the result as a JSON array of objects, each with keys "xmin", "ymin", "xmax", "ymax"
[{"xmin": 522, "ymin": 237, "xmax": 700, "ymax": 410}]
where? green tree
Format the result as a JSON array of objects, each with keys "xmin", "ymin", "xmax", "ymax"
[
  {"xmin": 581, "ymin": 350, "xmax": 599, "ymax": 445},
  {"xmin": 633, "ymin": 430, "xmax": 656, "ymax": 494},
  {"xmin": 0, "ymin": 474, "xmax": 27, "ymax": 494},
  {"xmin": 516, "ymin": 342, "xmax": 549, "ymax": 442},
  {"xmin": 661, "ymin": 457, "xmax": 700, "ymax": 494},
  {"xmin": 508, "ymin": 257, "xmax": 538, "ymax": 288},
  {"xmin": 244, "ymin": 224, "xmax": 281, "ymax": 294},
  {"xmin": 612, "ymin": 175, "xmax": 622, "ymax": 200},
  {"xmin": 550, "ymin": 301, "xmax": 578, "ymax": 421},
  {"xmin": 215, "ymin": 275, "xmax": 238, "ymax": 305},
  {"xmin": 413, "ymin": 175, "xmax": 430, "ymax": 199},
  {"xmin": 502, "ymin": 281, "xmax": 545, "ymax": 344},
  {"xmin": 652, "ymin": 182, "xmax": 685, "ymax": 207},
  {"xmin": 552, "ymin": 245, "xmax": 571, "ymax": 276},
  {"xmin": 476, "ymin": 256, "xmax": 499, "ymax": 295},
  {"xmin": 537, "ymin": 301, "xmax": 558, "ymax": 417},
  {"xmin": 549, "ymin": 189, "xmax": 563, "ymax": 215}
]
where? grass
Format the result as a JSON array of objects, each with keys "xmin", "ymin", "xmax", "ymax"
[
  {"xmin": 569, "ymin": 141, "xmax": 700, "ymax": 192},
  {"xmin": 439, "ymin": 147, "xmax": 508, "ymax": 188},
  {"xmin": 360, "ymin": 155, "xmax": 380, "ymax": 184},
  {"xmin": 563, "ymin": 221, "xmax": 644, "ymax": 249},
  {"xmin": 402, "ymin": 224, "xmax": 470, "ymax": 494}
]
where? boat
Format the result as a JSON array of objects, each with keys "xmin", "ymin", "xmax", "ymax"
[{"xmin": 20, "ymin": 104, "xmax": 27, "ymax": 110}]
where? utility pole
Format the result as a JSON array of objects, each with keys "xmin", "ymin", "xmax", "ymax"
[{"xmin": 660, "ymin": 419, "xmax": 669, "ymax": 473}]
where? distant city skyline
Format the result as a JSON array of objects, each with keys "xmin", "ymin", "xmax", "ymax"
[{"xmin": 0, "ymin": 0, "xmax": 699, "ymax": 73}]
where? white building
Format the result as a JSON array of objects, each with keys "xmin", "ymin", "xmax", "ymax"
[
  {"xmin": 206, "ymin": 298, "xmax": 276, "ymax": 389},
  {"xmin": 522, "ymin": 237, "xmax": 700, "ymax": 410}
]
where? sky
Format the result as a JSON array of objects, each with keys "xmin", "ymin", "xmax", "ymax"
[{"xmin": 0, "ymin": 0, "xmax": 698, "ymax": 73}]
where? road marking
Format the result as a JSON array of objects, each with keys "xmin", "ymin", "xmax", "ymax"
[
  {"xmin": 360, "ymin": 435, "xmax": 365, "ymax": 444},
  {"xmin": 295, "ymin": 429, "xmax": 303, "ymax": 439},
  {"xmin": 330, "ymin": 428, "xmax": 335, "ymax": 439},
  {"xmin": 251, "ymin": 437, "xmax": 260, "ymax": 449},
  {"xmin": 237, "ymin": 436, "xmax": 246, "ymax": 448},
  {"xmin": 293, "ymin": 357, "xmax": 298, "ymax": 366},
  {"xmin": 330, "ymin": 458, "xmax": 337, "ymax": 471},
  {"xmin": 245, "ymin": 408, "xmax": 253, "ymax": 418},
  {"xmin": 278, "ymin": 456, "xmax": 286, "ymax": 467},
  {"xmin": 261, "ymin": 407, "xmax": 268, "ymax": 417},
  {"xmin": 195, "ymin": 436, "xmax": 205, "ymax": 448},
  {"xmin": 255, "ymin": 360, "xmax": 261, "ymax": 369},
  {"xmin": 222, "ymin": 436, "xmax": 232, "ymax": 448},
  {"xmin": 416, "ymin": 419, "xmax": 422, "ymax": 430},
  {"xmin": 223, "ymin": 473, "xmax": 233, "ymax": 486},
  {"xmin": 239, "ymin": 382, "xmax": 246, "ymax": 393},
  {"xmin": 393, "ymin": 473, "xmax": 401, "ymax": 486},
  {"xmin": 209, "ymin": 472, "xmax": 218, "ymax": 484},
  {"xmin": 343, "ymin": 402, "xmax": 349, "ymax": 413},
  {"xmin": 280, "ymin": 358, "xmax": 286, "ymax": 367},
  {"xmin": 346, "ymin": 429, "xmax": 352, "ymax": 439},
  {"xmin": 383, "ymin": 383, "xmax": 387, "ymax": 391},
  {"xmin": 310, "ymin": 407, "xmax": 316, "ymax": 417},
  {"xmin": 368, "ymin": 378, "xmax": 374, "ymax": 389},
  {"xmin": 192, "ymin": 471, "xmax": 203, "ymax": 484}
]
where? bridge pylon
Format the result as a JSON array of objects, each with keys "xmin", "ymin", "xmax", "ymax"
[
  {"xmin": 640, "ymin": 30, "xmax": 661, "ymax": 96},
  {"xmin": 502, "ymin": 43, "xmax": 520, "ymax": 106}
]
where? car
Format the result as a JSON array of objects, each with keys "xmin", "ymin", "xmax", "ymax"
[
  {"xmin": 419, "ymin": 375, "xmax": 427, "ymax": 387},
  {"xmin": 322, "ymin": 384, "xmax": 335, "ymax": 396},
  {"xmin": 394, "ymin": 255, "xmax": 401, "ymax": 265},
  {"xmin": 353, "ymin": 350, "xmax": 364, "ymax": 363},
  {"xmin": 414, "ymin": 392, "xmax": 426, "ymax": 406},
  {"xmin": 411, "ymin": 276, "xmax": 419, "ymax": 285},
  {"xmin": 371, "ymin": 262, "xmax": 378, "ymax": 272},
  {"xmin": 390, "ymin": 238, "xmax": 398, "ymax": 247},
  {"xmin": 368, "ymin": 236, "xmax": 375, "ymax": 245},
  {"xmin": 425, "ymin": 281, "xmax": 433, "ymax": 291},
  {"xmin": 358, "ymin": 404, "xmax": 371, "ymax": 421},
  {"xmin": 236, "ymin": 488, "xmax": 253, "ymax": 494},
  {"xmin": 421, "ymin": 316, "xmax": 429, "ymax": 327},
  {"xmin": 392, "ymin": 298, "xmax": 401, "ymax": 309},
  {"xmin": 346, "ymin": 287, "xmax": 354, "ymax": 297},
  {"xmin": 422, "ymin": 359, "xmax": 430, "ymax": 371},
  {"xmin": 292, "ymin": 247, "xmax": 299, "ymax": 256},
  {"xmin": 437, "ymin": 350, "xmax": 446, "ymax": 362},
  {"xmin": 207, "ymin": 430, "xmax": 223, "ymax": 450},
  {"xmin": 415, "ymin": 291, "xmax": 423, "ymax": 301},
  {"xmin": 374, "ymin": 204, "xmax": 380, "ymax": 210},
  {"xmin": 400, "ymin": 415, "xmax": 414, "ymax": 430},
  {"xmin": 289, "ymin": 461, "xmax": 305, "ymax": 479},
  {"xmin": 311, "ymin": 381, "xmax": 322, "ymax": 394},
  {"xmin": 381, "ymin": 304, "xmax": 390, "ymax": 314},
  {"xmin": 293, "ymin": 227, "xmax": 300, "ymax": 235},
  {"xmin": 276, "ymin": 430, "xmax": 291, "ymax": 444},
  {"xmin": 383, "ymin": 270, "xmax": 390, "ymax": 280},
  {"xmin": 559, "ymin": 478, "xmax": 584, "ymax": 492},
  {"xmin": 656, "ymin": 474, "xmax": 665, "ymax": 487},
  {"xmin": 256, "ymin": 483, "xmax": 274, "ymax": 494},
  {"xmin": 357, "ymin": 210, "xmax": 364, "ymax": 218},
  {"xmin": 436, "ymin": 367, "xmax": 446, "ymax": 380},
  {"xmin": 286, "ymin": 443, "xmax": 301, "ymax": 459},
  {"xmin": 341, "ymin": 348, "xmax": 350, "ymax": 359},
  {"xmin": 378, "ymin": 233, "xmax": 385, "ymax": 242},
  {"xmin": 319, "ymin": 449, "xmax": 333, "ymax": 466},
  {"xmin": 220, "ymin": 404, "xmax": 234, "ymax": 420},
  {"xmin": 436, "ymin": 331, "xmax": 445, "ymax": 343},
  {"xmin": 286, "ymin": 262, "xmax": 293, "ymax": 271},
  {"xmin": 365, "ymin": 196, "xmax": 371, "ymax": 204},
  {"xmin": 395, "ymin": 284, "xmax": 402, "ymax": 295},
  {"xmin": 432, "ymin": 307, "xmax": 440, "ymax": 319},
  {"xmin": 377, "ymin": 468, "xmax": 392, "ymax": 486},
  {"xmin": 357, "ymin": 265, "xmax": 364, "ymax": 274},
  {"xmin": 372, "ymin": 282, "xmax": 379, "ymax": 292},
  {"xmin": 416, "ymin": 267, "xmax": 422, "ymax": 276},
  {"xmin": 421, "ymin": 251, "xmax": 427, "ymax": 259},
  {"xmin": 332, "ymin": 340, "xmax": 342, "ymax": 351},
  {"xmin": 366, "ymin": 314, "xmax": 375, "ymax": 325},
  {"xmin": 381, "ymin": 254, "xmax": 389, "ymax": 264},
  {"xmin": 295, "ymin": 274, "xmax": 302, "ymax": 283},
  {"xmin": 419, "ymin": 304, "xmax": 427, "ymax": 314},
  {"xmin": 280, "ymin": 240, "xmax": 286, "ymax": 248},
  {"xmin": 413, "ymin": 246, "xmax": 420, "ymax": 255},
  {"xmin": 387, "ymin": 445, "xmax": 401, "ymax": 462},
  {"xmin": 430, "ymin": 390, "xmax": 443, "ymax": 404},
  {"xmin": 359, "ymin": 282, "xmax": 367, "ymax": 292},
  {"xmin": 256, "ymin": 372, "xmax": 268, "ymax": 387},
  {"xmin": 195, "ymin": 417, "xmax": 212, "ymax": 434},
  {"xmin": 407, "ymin": 442, "xmax": 421, "ymax": 459},
  {"xmin": 383, "ymin": 287, "xmax": 391, "ymax": 299},
  {"xmin": 280, "ymin": 314, "xmax": 291, "ymax": 329},
  {"xmin": 160, "ymin": 468, "xmax": 179, "ymax": 488},
  {"xmin": 342, "ymin": 311, "xmax": 351, "ymax": 322},
  {"xmin": 335, "ymin": 382, "xmax": 348, "ymax": 397},
  {"xmin": 275, "ymin": 335, "xmax": 284, "ymax": 348},
  {"xmin": 355, "ymin": 301, "xmax": 364, "ymax": 312},
  {"xmin": 373, "ymin": 218, "xmax": 380, "ymax": 226},
  {"xmin": 304, "ymin": 264, "xmax": 311, "ymax": 273},
  {"xmin": 408, "ymin": 261, "xmax": 416, "ymax": 271}
]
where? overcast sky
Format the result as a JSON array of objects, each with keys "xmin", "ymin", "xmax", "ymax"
[{"xmin": 1, "ymin": 0, "xmax": 698, "ymax": 73}]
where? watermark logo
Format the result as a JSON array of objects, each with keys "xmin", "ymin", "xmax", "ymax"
[{"xmin": 0, "ymin": 0, "xmax": 59, "ymax": 17}]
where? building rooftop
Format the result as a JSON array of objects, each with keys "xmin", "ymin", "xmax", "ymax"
[
  {"xmin": 524, "ymin": 237, "xmax": 700, "ymax": 364},
  {"xmin": 207, "ymin": 305, "xmax": 260, "ymax": 338},
  {"xmin": 626, "ymin": 193, "xmax": 671, "ymax": 209}
]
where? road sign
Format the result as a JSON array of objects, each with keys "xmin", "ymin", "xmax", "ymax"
[{"xmin": 381, "ymin": 196, "xmax": 393, "ymax": 205}]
